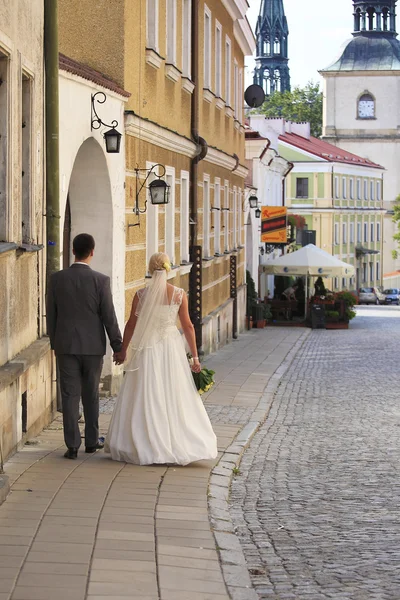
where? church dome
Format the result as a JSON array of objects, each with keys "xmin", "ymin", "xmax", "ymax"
[{"xmin": 321, "ymin": 34, "xmax": 400, "ymax": 72}]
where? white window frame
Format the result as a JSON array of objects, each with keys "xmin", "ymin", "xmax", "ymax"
[
  {"xmin": 225, "ymin": 36, "xmax": 231, "ymax": 105},
  {"xmin": 214, "ymin": 178, "xmax": 221, "ymax": 255},
  {"xmin": 370, "ymin": 180, "xmax": 375, "ymax": 201},
  {"xmin": 233, "ymin": 186, "xmax": 237, "ymax": 249},
  {"xmin": 166, "ymin": 0, "xmax": 177, "ymax": 65},
  {"xmin": 357, "ymin": 178, "xmax": 361, "ymax": 200},
  {"xmin": 357, "ymin": 222, "xmax": 362, "ymax": 243},
  {"xmin": 363, "ymin": 262, "xmax": 367, "ymax": 283},
  {"xmin": 334, "ymin": 277, "xmax": 339, "ymax": 289},
  {"xmin": 204, "ymin": 5, "xmax": 212, "ymax": 90},
  {"xmin": 342, "ymin": 178, "xmax": 347, "ymax": 200},
  {"xmin": 334, "ymin": 223, "xmax": 339, "ymax": 245},
  {"xmin": 224, "ymin": 181, "xmax": 229, "ymax": 251},
  {"xmin": 370, "ymin": 222, "xmax": 374, "ymax": 242},
  {"xmin": 369, "ymin": 261, "xmax": 374, "ymax": 282},
  {"xmin": 22, "ymin": 72, "xmax": 33, "ymax": 243},
  {"xmin": 182, "ymin": 0, "xmax": 192, "ymax": 78},
  {"xmin": 364, "ymin": 179, "xmax": 368, "ymax": 200},
  {"xmin": 180, "ymin": 170, "xmax": 190, "ymax": 263},
  {"xmin": 215, "ymin": 21, "xmax": 222, "ymax": 98},
  {"xmin": 234, "ymin": 60, "xmax": 239, "ymax": 119},
  {"xmin": 146, "ymin": 162, "xmax": 159, "ymax": 266},
  {"xmin": 165, "ymin": 166, "xmax": 176, "ymax": 264},
  {"xmin": 377, "ymin": 221, "xmax": 381, "ymax": 242},
  {"xmin": 342, "ymin": 222, "xmax": 347, "ymax": 244},
  {"xmin": 203, "ymin": 175, "xmax": 211, "ymax": 257},
  {"xmin": 350, "ymin": 178, "xmax": 354, "ymax": 200},
  {"xmin": 364, "ymin": 222, "xmax": 368, "ymax": 243},
  {"xmin": 377, "ymin": 180, "xmax": 381, "ymax": 202},
  {"xmin": 376, "ymin": 261, "xmax": 380, "ymax": 281},
  {"xmin": 146, "ymin": 0, "xmax": 159, "ymax": 51},
  {"xmin": 334, "ymin": 176, "xmax": 339, "ymax": 199},
  {"xmin": 350, "ymin": 222, "xmax": 355, "ymax": 243}
]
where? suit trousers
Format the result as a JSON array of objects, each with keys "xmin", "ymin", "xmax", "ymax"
[{"xmin": 57, "ymin": 354, "xmax": 104, "ymax": 449}]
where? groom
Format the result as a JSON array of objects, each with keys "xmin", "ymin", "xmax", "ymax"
[{"xmin": 46, "ymin": 233, "xmax": 123, "ymax": 459}]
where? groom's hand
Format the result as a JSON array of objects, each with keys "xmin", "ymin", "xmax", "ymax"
[{"xmin": 113, "ymin": 349, "xmax": 126, "ymax": 365}]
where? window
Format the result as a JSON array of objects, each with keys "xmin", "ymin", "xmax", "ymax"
[
  {"xmin": 224, "ymin": 181, "xmax": 229, "ymax": 251},
  {"xmin": 370, "ymin": 222, "xmax": 374, "ymax": 242},
  {"xmin": 22, "ymin": 72, "xmax": 32, "ymax": 243},
  {"xmin": 377, "ymin": 180, "xmax": 381, "ymax": 201},
  {"xmin": 334, "ymin": 223, "xmax": 339, "ymax": 245},
  {"xmin": 0, "ymin": 50, "xmax": 9, "ymax": 241},
  {"xmin": 362, "ymin": 263, "xmax": 367, "ymax": 282},
  {"xmin": 376, "ymin": 261, "xmax": 380, "ymax": 281},
  {"xmin": 334, "ymin": 176, "xmax": 339, "ymax": 199},
  {"xmin": 350, "ymin": 222, "xmax": 355, "ymax": 243},
  {"xmin": 357, "ymin": 222, "xmax": 362, "ymax": 243},
  {"xmin": 357, "ymin": 178, "xmax": 361, "ymax": 200},
  {"xmin": 215, "ymin": 22, "xmax": 222, "ymax": 97},
  {"xmin": 233, "ymin": 186, "xmax": 237, "ymax": 248},
  {"xmin": 165, "ymin": 168, "xmax": 175, "ymax": 264},
  {"xmin": 350, "ymin": 178, "xmax": 354, "ymax": 200},
  {"xmin": 146, "ymin": 0, "xmax": 159, "ymax": 51},
  {"xmin": 334, "ymin": 277, "xmax": 339, "ymax": 289},
  {"xmin": 234, "ymin": 61, "xmax": 239, "ymax": 119},
  {"xmin": 203, "ymin": 176, "xmax": 210, "ymax": 257},
  {"xmin": 182, "ymin": 0, "xmax": 192, "ymax": 78},
  {"xmin": 238, "ymin": 68, "xmax": 243, "ymax": 123},
  {"xmin": 214, "ymin": 179, "xmax": 221, "ymax": 255},
  {"xmin": 225, "ymin": 36, "xmax": 231, "ymax": 105},
  {"xmin": 342, "ymin": 278, "xmax": 346, "ymax": 288},
  {"xmin": 364, "ymin": 179, "xmax": 368, "ymax": 200},
  {"xmin": 167, "ymin": 0, "xmax": 177, "ymax": 64},
  {"xmin": 377, "ymin": 222, "xmax": 381, "ymax": 242},
  {"xmin": 180, "ymin": 171, "xmax": 190, "ymax": 263},
  {"xmin": 342, "ymin": 178, "xmax": 347, "ymax": 200},
  {"xmin": 296, "ymin": 178, "xmax": 309, "ymax": 198},
  {"xmin": 342, "ymin": 222, "xmax": 347, "ymax": 244},
  {"xmin": 369, "ymin": 261, "xmax": 374, "ymax": 282},
  {"xmin": 364, "ymin": 222, "xmax": 368, "ymax": 242},
  {"xmin": 204, "ymin": 6, "xmax": 212, "ymax": 90},
  {"xmin": 370, "ymin": 180, "xmax": 374, "ymax": 201}
]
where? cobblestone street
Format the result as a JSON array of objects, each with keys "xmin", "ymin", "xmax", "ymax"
[{"xmin": 230, "ymin": 306, "xmax": 400, "ymax": 600}]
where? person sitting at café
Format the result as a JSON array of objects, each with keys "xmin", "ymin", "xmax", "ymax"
[{"xmin": 281, "ymin": 284, "xmax": 298, "ymax": 301}]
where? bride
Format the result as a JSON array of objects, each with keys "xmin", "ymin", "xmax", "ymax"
[{"xmin": 105, "ymin": 252, "xmax": 218, "ymax": 465}]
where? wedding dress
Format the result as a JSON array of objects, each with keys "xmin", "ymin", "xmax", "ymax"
[{"xmin": 105, "ymin": 279, "xmax": 218, "ymax": 466}]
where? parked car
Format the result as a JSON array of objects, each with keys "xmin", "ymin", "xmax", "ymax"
[
  {"xmin": 375, "ymin": 286, "xmax": 386, "ymax": 305},
  {"xmin": 358, "ymin": 287, "xmax": 382, "ymax": 305},
  {"xmin": 383, "ymin": 288, "xmax": 400, "ymax": 305}
]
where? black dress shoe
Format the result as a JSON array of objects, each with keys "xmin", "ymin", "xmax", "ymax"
[
  {"xmin": 85, "ymin": 441, "xmax": 105, "ymax": 453},
  {"xmin": 64, "ymin": 448, "xmax": 78, "ymax": 459}
]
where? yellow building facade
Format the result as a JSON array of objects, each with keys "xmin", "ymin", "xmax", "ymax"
[{"xmin": 59, "ymin": 0, "xmax": 255, "ymax": 355}]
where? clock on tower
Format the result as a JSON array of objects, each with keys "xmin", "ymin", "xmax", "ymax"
[{"xmin": 358, "ymin": 93, "xmax": 375, "ymax": 119}]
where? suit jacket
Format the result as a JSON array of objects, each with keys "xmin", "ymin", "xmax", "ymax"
[{"xmin": 46, "ymin": 264, "xmax": 122, "ymax": 356}]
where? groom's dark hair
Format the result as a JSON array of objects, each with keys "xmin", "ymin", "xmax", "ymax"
[{"xmin": 73, "ymin": 233, "xmax": 95, "ymax": 260}]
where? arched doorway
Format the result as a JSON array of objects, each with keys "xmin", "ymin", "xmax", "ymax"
[{"xmin": 63, "ymin": 138, "xmax": 113, "ymax": 277}]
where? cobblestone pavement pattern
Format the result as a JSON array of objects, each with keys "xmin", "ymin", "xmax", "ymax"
[{"xmin": 230, "ymin": 306, "xmax": 400, "ymax": 600}]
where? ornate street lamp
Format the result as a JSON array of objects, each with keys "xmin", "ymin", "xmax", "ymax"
[
  {"xmin": 91, "ymin": 92, "xmax": 122, "ymax": 153},
  {"xmin": 255, "ymin": 208, "xmax": 261, "ymax": 219},
  {"xmin": 129, "ymin": 164, "xmax": 170, "ymax": 227}
]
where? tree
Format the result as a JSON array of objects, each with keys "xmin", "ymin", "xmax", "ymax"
[
  {"xmin": 255, "ymin": 81, "xmax": 323, "ymax": 138},
  {"xmin": 392, "ymin": 194, "xmax": 400, "ymax": 259}
]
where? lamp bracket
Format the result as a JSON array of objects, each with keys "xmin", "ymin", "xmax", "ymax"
[
  {"xmin": 91, "ymin": 92, "xmax": 119, "ymax": 131},
  {"xmin": 132, "ymin": 163, "xmax": 167, "ymax": 225}
]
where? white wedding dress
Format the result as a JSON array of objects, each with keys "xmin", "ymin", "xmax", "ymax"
[{"xmin": 105, "ymin": 286, "xmax": 218, "ymax": 466}]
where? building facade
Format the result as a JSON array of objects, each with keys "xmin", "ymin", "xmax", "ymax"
[
  {"xmin": 58, "ymin": 0, "xmax": 254, "ymax": 359},
  {"xmin": 320, "ymin": 0, "xmax": 400, "ymax": 284},
  {"xmin": 0, "ymin": 0, "xmax": 56, "ymax": 461},
  {"xmin": 257, "ymin": 119, "xmax": 385, "ymax": 292}
]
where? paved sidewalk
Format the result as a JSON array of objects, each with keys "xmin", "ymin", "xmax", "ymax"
[{"xmin": 0, "ymin": 327, "xmax": 306, "ymax": 600}]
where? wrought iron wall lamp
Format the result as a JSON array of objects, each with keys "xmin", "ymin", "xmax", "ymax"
[
  {"xmin": 91, "ymin": 92, "xmax": 122, "ymax": 153},
  {"xmin": 129, "ymin": 164, "xmax": 170, "ymax": 228}
]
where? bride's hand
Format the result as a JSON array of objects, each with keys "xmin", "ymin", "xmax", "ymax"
[{"xmin": 191, "ymin": 358, "xmax": 201, "ymax": 373}]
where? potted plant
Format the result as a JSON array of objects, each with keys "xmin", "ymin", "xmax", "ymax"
[{"xmin": 325, "ymin": 310, "xmax": 340, "ymax": 322}]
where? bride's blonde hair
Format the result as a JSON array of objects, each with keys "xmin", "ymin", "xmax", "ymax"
[{"xmin": 148, "ymin": 252, "xmax": 171, "ymax": 275}]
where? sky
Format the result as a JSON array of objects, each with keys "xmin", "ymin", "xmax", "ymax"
[{"xmin": 245, "ymin": 0, "xmax": 354, "ymax": 88}]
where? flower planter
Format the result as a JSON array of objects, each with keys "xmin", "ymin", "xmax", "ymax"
[{"xmin": 325, "ymin": 322, "xmax": 349, "ymax": 329}]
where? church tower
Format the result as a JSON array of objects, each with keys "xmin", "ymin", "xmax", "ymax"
[
  {"xmin": 253, "ymin": 0, "xmax": 290, "ymax": 95},
  {"xmin": 320, "ymin": 0, "xmax": 400, "ymax": 281}
]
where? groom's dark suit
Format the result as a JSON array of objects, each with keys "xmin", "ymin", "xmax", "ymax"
[{"xmin": 46, "ymin": 264, "xmax": 122, "ymax": 450}]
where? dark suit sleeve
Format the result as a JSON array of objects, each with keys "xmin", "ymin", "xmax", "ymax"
[
  {"xmin": 99, "ymin": 276, "xmax": 123, "ymax": 353},
  {"xmin": 46, "ymin": 276, "xmax": 57, "ymax": 350}
]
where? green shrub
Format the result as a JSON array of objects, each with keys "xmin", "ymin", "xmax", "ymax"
[{"xmin": 325, "ymin": 310, "xmax": 339, "ymax": 319}]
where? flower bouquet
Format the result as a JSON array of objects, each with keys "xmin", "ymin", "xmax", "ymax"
[{"xmin": 187, "ymin": 354, "xmax": 215, "ymax": 395}]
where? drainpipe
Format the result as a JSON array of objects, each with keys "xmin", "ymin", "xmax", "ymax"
[{"xmin": 44, "ymin": 0, "xmax": 60, "ymax": 291}]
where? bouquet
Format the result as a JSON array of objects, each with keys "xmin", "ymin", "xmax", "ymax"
[{"xmin": 187, "ymin": 354, "xmax": 215, "ymax": 395}]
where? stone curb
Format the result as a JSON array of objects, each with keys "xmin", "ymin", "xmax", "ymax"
[
  {"xmin": 0, "ymin": 474, "xmax": 10, "ymax": 506},
  {"xmin": 208, "ymin": 329, "xmax": 311, "ymax": 600}
]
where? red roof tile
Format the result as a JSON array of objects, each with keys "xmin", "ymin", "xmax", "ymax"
[
  {"xmin": 278, "ymin": 132, "xmax": 383, "ymax": 169},
  {"xmin": 59, "ymin": 53, "xmax": 130, "ymax": 98}
]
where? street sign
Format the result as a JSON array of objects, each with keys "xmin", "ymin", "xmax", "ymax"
[{"xmin": 261, "ymin": 207, "xmax": 288, "ymax": 244}]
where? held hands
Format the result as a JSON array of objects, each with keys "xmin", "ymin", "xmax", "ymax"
[
  {"xmin": 191, "ymin": 358, "xmax": 201, "ymax": 373},
  {"xmin": 113, "ymin": 349, "xmax": 127, "ymax": 366}
]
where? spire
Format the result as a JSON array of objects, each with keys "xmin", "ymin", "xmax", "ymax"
[
  {"xmin": 253, "ymin": 0, "xmax": 290, "ymax": 95},
  {"xmin": 352, "ymin": 1, "xmax": 397, "ymax": 37}
]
